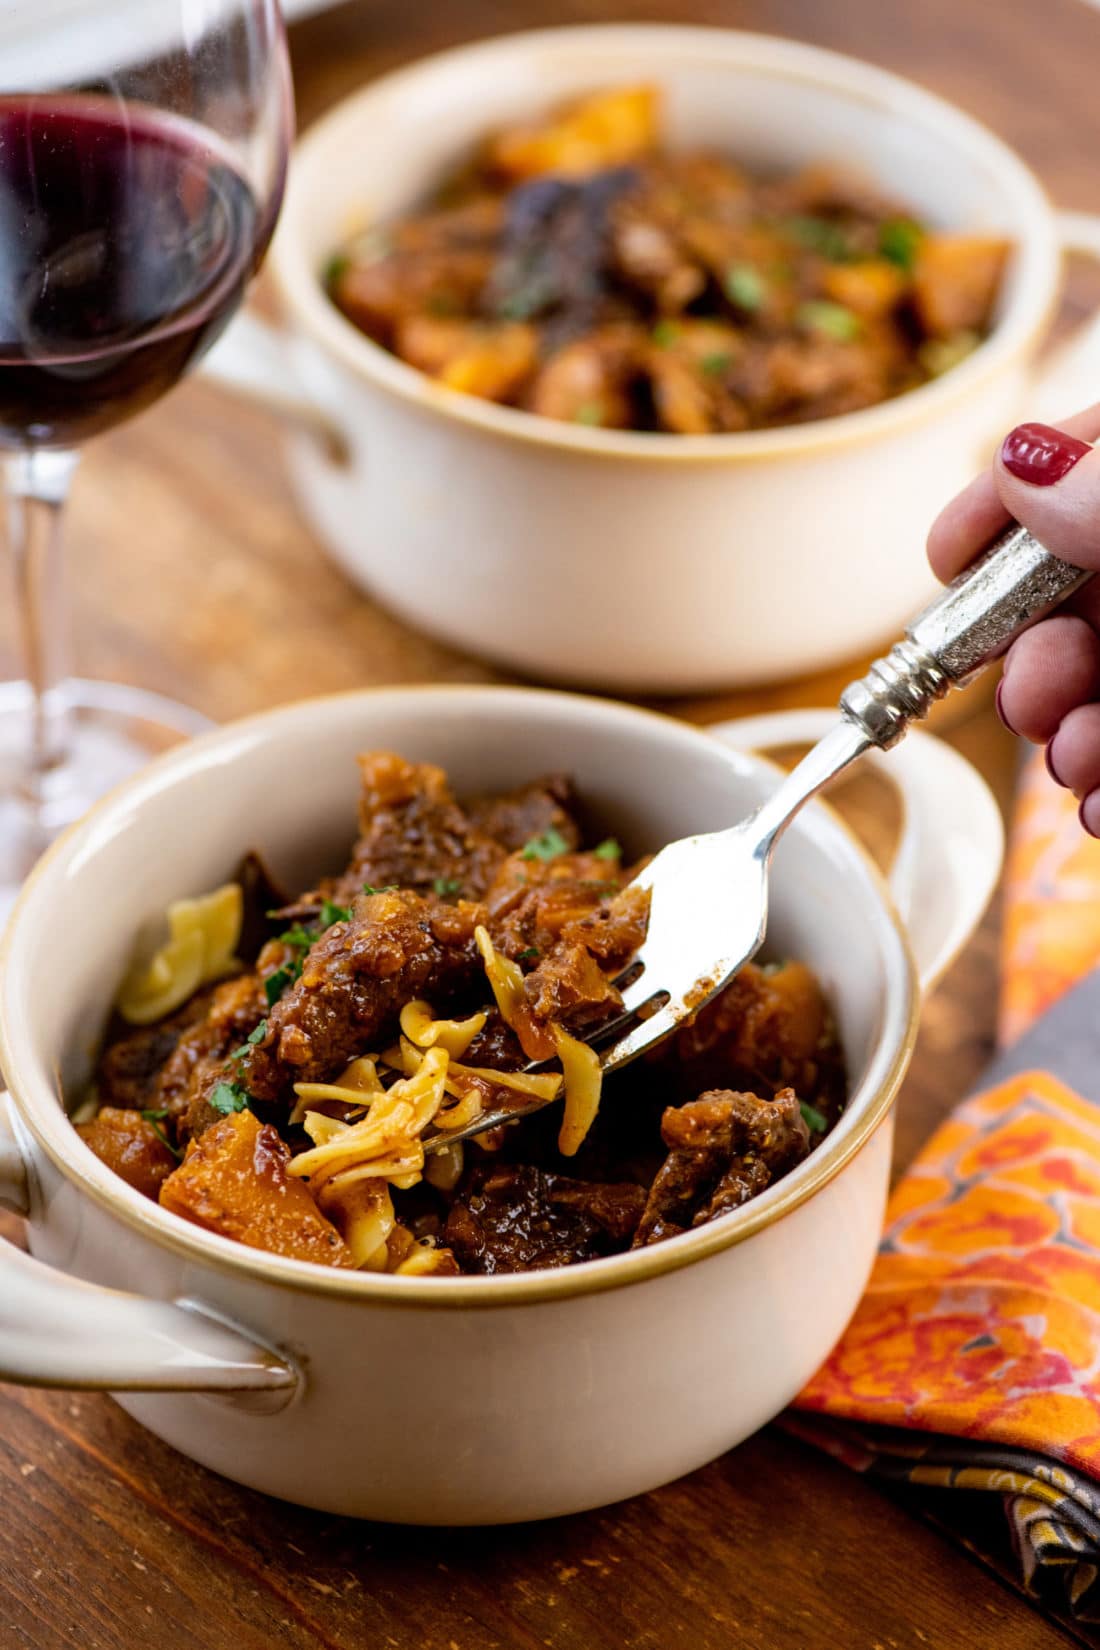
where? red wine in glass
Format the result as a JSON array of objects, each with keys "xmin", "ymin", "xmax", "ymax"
[
  {"xmin": 0, "ymin": 0, "xmax": 291, "ymax": 912},
  {"xmin": 0, "ymin": 96, "xmax": 262, "ymax": 448}
]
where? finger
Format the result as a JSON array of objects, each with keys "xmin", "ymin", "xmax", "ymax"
[
  {"xmin": 928, "ymin": 404, "xmax": 1100, "ymax": 582},
  {"xmin": 994, "ymin": 422, "xmax": 1100, "ymax": 569},
  {"xmin": 1080, "ymin": 791, "xmax": 1100, "ymax": 838},
  {"xmin": 1047, "ymin": 702, "xmax": 1100, "ymax": 797},
  {"xmin": 997, "ymin": 616, "xmax": 1100, "ymax": 743}
]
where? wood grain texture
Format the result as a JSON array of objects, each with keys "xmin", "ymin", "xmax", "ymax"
[{"xmin": 1, "ymin": 0, "xmax": 1096, "ymax": 1643}]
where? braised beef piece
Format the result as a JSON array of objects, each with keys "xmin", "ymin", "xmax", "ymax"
[
  {"xmin": 327, "ymin": 751, "xmax": 507, "ymax": 904},
  {"xmin": 486, "ymin": 168, "xmax": 640, "ymax": 343},
  {"xmin": 149, "ymin": 973, "xmax": 267, "ymax": 1138},
  {"xmin": 633, "ymin": 1088, "xmax": 809, "ymax": 1247},
  {"xmin": 664, "ymin": 961, "xmax": 845, "ymax": 1126},
  {"xmin": 462, "ymin": 1010, "xmax": 527, "ymax": 1071},
  {"xmin": 235, "ymin": 888, "xmax": 485, "ymax": 1108},
  {"xmin": 466, "ymin": 773, "xmax": 581, "ymax": 855},
  {"xmin": 444, "ymin": 1162, "xmax": 645, "ymax": 1273},
  {"xmin": 96, "ymin": 987, "xmax": 219, "ymax": 1111}
]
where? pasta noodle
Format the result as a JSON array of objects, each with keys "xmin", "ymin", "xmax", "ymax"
[
  {"xmin": 553, "ymin": 1024, "xmax": 604, "ymax": 1157},
  {"xmin": 116, "ymin": 884, "xmax": 243, "ymax": 1025},
  {"xmin": 474, "ymin": 924, "xmax": 524, "ymax": 1024},
  {"xmin": 398, "ymin": 1000, "xmax": 486, "ymax": 1058}
]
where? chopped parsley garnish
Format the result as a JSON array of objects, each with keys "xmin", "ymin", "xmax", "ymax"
[
  {"xmin": 432, "ymin": 877, "xmax": 462, "ymax": 897},
  {"xmin": 362, "ymin": 883, "xmax": 398, "ymax": 896},
  {"xmin": 784, "ymin": 215, "xmax": 852, "ymax": 262},
  {"xmin": 522, "ymin": 826, "xmax": 571, "ymax": 862},
  {"xmin": 573, "ymin": 401, "xmax": 604, "ymax": 427},
  {"xmin": 701, "ymin": 351, "xmax": 733, "ymax": 377},
  {"xmin": 264, "ymin": 965, "xmax": 299, "ymax": 1007},
  {"xmin": 593, "ymin": 838, "xmax": 621, "ymax": 861},
  {"xmin": 878, "ymin": 217, "xmax": 923, "ymax": 271},
  {"xmin": 229, "ymin": 1019, "xmax": 268, "ymax": 1065},
  {"xmin": 209, "ymin": 1081, "xmax": 254, "ymax": 1116},
  {"xmin": 796, "ymin": 300, "xmax": 861, "ymax": 342},
  {"xmin": 800, "ymin": 1101, "xmax": 827, "ymax": 1133},
  {"xmin": 517, "ymin": 946, "xmax": 540, "ymax": 962},
  {"xmin": 651, "ymin": 318, "xmax": 681, "ymax": 348},
  {"xmin": 279, "ymin": 922, "xmax": 317, "ymax": 952},
  {"xmin": 724, "ymin": 263, "xmax": 767, "ymax": 312},
  {"xmin": 141, "ymin": 1110, "xmax": 182, "ymax": 1159},
  {"xmin": 319, "ymin": 899, "xmax": 352, "ymax": 928},
  {"xmin": 323, "ymin": 251, "xmax": 350, "ymax": 287}
]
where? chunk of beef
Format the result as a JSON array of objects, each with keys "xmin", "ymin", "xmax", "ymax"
[
  {"xmin": 633, "ymin": 1088, "xmax": 809, "ymax": 1247},
  {"xmin": 466, "ymin": 774, "xmax": 582, "ymax": 855},
  {"xmin": 328, "ymin": 751, "xmax": 506, "ymax": 904},
  {"xmin": 95, "ymin": 987, "xmax": 218, "ymax": 1111},
  {"xmin": 667, "ymin": 961, "xmax": 843, "ymax": 1120},
  {"xmin": 78, "ymin": 1108, "xmax": 178, "ymax": 1200},
  {"xmin": 237, "ymin": 889, "xmax": 484, "ymax": 1108},
  {"xmin": 159, "ymin": 1110, "xmax": 354, "ymax": 1266},
  {"xmin": 444, "ymin": 1162, "xmax": 645, "ymax": 1273},
  {"xmin": 141, "ymin": 973, "xmax": 266, "ymax": 1136}
]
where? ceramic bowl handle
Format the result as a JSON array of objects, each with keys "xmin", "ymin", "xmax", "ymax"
[
  {"xmin": 710, "ymin": 710, "xmax": 1004, "ymax": 993},
  {"xmin": 0, "ymin": 1095, "xmax": 299, "ymax": 1403},
  {"xmin": 1028, "ymin": 211, "xmax": 1100, "ymax": 418},
  {"xmin": 199, "ymin": 310, "xmax": 349, "ymax": 463}
]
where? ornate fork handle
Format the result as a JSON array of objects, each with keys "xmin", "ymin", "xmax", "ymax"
[{"xmin": 841, "ymin": 523, "xmax": 1092, "ymax": 748}]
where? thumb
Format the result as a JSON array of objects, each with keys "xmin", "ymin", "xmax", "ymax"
[{"xmin": 995, "ymin": 422, "xmax": 1100, "ymax": 570}]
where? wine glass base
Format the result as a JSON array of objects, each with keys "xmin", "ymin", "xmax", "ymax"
[{"xmin": 0, "ymin": 678, "xmax": 212, "ymax": 922}]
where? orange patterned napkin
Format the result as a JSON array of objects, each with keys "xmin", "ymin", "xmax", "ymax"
[{"xmin": 789, "ymin": 750, "xmax": 1100, "ymax": 1622}]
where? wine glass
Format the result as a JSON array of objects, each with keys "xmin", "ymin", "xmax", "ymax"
[{"xmin": 0, "ymin": 0, "xmax": 292, "ymax": 911}]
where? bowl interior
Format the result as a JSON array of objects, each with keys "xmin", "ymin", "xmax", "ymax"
[
  {"xmin": 1, "ymin": 690, "xmax": 912, "ymax": 1223},
  {"xmin": 280, "ymin": 26, "xmax": 1051, "ymax": 339}
]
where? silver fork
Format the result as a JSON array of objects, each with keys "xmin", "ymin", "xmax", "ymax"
[{"xmin": 424, "ymin": 521, "xmax": 1087, "ymax": 1153}]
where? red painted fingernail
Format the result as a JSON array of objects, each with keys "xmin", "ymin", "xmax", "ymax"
[
  {"xmin": 1046, "ymin": 741, "xmax": 1063, "ymax": 785},
  {"xmin": 995, "ymin": 678, "xmax": 1017, "ymax": 733},
  {"xmin": 1079, "ymin": 796, "xmax": 1098, "ymax": 838},
  {"xmin": 1001, "ymin": 422, "xmax": 1092, "ymax": 485}
]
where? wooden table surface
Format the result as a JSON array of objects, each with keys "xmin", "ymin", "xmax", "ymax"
[{"xmin": 3, "ymin": 0, "xmax": 1099, "ymax": 1645}]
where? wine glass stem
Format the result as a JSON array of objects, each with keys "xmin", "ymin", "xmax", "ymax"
[{"xmin": 4, "ymin": 449, "xmax": 78, "ymax": 807}]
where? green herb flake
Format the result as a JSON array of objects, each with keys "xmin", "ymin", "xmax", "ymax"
[
  {"xmin": 573, "ymin": 402, "xmax": 604, "ymax": 427},
  {"xmin": 522, "ymin": 826, "xmax": 571, "ymax": 862},
  {"xmin": 800, "ymin": 1101, "xmax": 828, "ymax": 1133},
  {"xmin": 593, "ymin": 838, "xmax": 621, "ymax": 861},
  {"xmin": 796, "ymin": 300, "xmax": 861, "ymax": 342},
  {"xmin": 319, "ymin": 899, "xmax": 353, "ymax": 929},
  {"xmin": 784, "ymin": 215, "xmax": 852, "ymax": 262},
  {"xmin": 517, "ymin": 946, "xmax": 540, "ymax": 962},
  {"xmin": 279, "ymin": 922, "xmax": 317, "ymax": 952},
  {"xmin": 362, "ymin": 883, "xmax": 399, "ymax": 897},
  {"xmin": 264, "ymin": 965, "xmax": 297, "ymax": 1007},
  {"xmin": 724, "ymin": 263, "xmax": 767, "ymax": 312},
  {"xmin": 432, "ymin": 877, "xmax": 462, "ymax": 897},
  {"xmin": 140, "ymin": 1108, "xmax": 169, "ymax": 1122},
  {"xmin": 142, "ymin": 1113, "xmax": 182, "ymax": 1159},
  {"xmin": 651, "ymin": 318, "xmax": 681, "ymax": 348},
  {"xmin": 323, "ymin": 251, "xmax": 350, "ymax": 287},
  {"xmin": 878, "ymin": 217, "xmax": 924, "ymax": 271},
  {"xmin": 209, "ymin": 1081, "xmax": 253, "ymax": 1117},
  {"xmin": 701, "ymin": 351, "xmax": 733, "ymax": 377},
  {"xmin": 247, "ymin": 1020, "xmax": 268, "ymax": 1046}
]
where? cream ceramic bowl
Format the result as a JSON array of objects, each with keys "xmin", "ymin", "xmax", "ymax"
[
  {"xmin": 205, "ymin": 24, "xmax": 1100, "ymax": 692},
  {"xmin": 0, "ymin": 689, "xmax": 1002, "ymax": 1522}
]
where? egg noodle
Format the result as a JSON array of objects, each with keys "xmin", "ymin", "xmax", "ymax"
[
  {"xmin": 111, "ymin": 893, "xmax": 609, "ymax": 1273},
  {"xmin": 286, "ymin": 927, "xmax": 606, "ymax": 1272}
]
